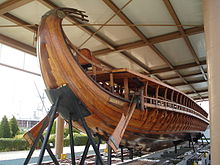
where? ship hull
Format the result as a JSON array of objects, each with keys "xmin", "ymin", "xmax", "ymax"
[{"xmin": 37, "ymin": 9, "xmax": 208, "ymax": 151}]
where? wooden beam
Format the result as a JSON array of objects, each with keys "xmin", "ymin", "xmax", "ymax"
[
  {"xmin": 37, "ymin": 0, "xmax": 160, "ymax": 79},
  {"xmin": 37, "ymin": 0, "xmax": 115, "ymax": 50},
  {"xmin": 162, "ymin": 71, "xmax": 207, "ymax": 81},
  {"xmin": 123, "ymin": 78, "xmax": 129, "ymax": 99},
  {"xmin": 151, "ymin": 60, "xmax": 206, "ymax": 74},
  {"xmin": 103, "ymin": 0, "xmax": 201, "ymax": 99},
  {"xmin": 0, "ymin": 0, "xmax": 33, "ymax": 15},
  {"xmin": 193, "ymin": 96, "xmax": 208, "ymax": 101},
  {"xmin": 2, "ymin": 13, "xmax": 38, "ymax": 32},
  {"xmin": 174, "ymin": 80, "xmax": 207, "ymax": 87},
  {"xmin": 55, "ymin": 115, "xmax": 64, "ymax": 158},
  {"xmin": 93, "ymin": 26, "xmax": 204, "ymax": 56},
  {"xmin": 0, "ymin": 33, "xmax": 36, "ymax": 55},
  {"xmin": 121, "ymin": 51, "xmax": 151, "ymax": 73},
  {"xmin": 103, "ymin": 0, "xmax": 148, "ymax": 42},
  {"xmin": 163, "ymin": 0, "xmax": 208, "ymax": 81},
  {"xmin": 110, "ymin": 73, "xmax": 114, "ymax": 92},
  {"xmin": 185, "ymin": 89, "xmax": 208, "ymax": 95}
]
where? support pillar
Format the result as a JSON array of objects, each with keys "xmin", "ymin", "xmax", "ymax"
[
  {"xmin": 55, "ymin": 115, "xmax": 64, "ymax": 158},
  {"xmin": 124, "ymin": 78, "xmax": 129, "ymax": 99},
  {"xmin": 204, "ymin": 0, "xmax": 220, "ymax": 164}
]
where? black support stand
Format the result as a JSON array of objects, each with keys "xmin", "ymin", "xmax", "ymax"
[
  {"xmin": 129, "ymin": 148, "xmax": 133, "ymax": 159},
  {"xmin": 202, "ymin": 133, "xmax": 210, "ymax": 144},
  {"xmin": 24, "ymin": 97, "xmax": 60, "ymax": 165},
  {"xmin": 24, "ymin": 85, "xmax": 105, "ymax": 165},
  {"xmin": 80, "ymin": 139, "xmax": 91, "ymax": 165},
  {"xmin": 95, "ymin": 135, "xmax": 102, "ymax": 165},
  {"xmin": 107, "ymin": 145, "xmax": 112, "ymax": 165},
  {"xmin": 37, "ymin": 97, "xmax": 60, "ymax": 165},
  {"xmin": 120, "ymin": 146, "xmax": 124, "ymax": 162},
  {"xmin": 69, "ymin": 114, "xmax": 76, "ymax": 165},
  {"xmin": 190, "ymin": 135, "xmax": 195, "ymax": 152}
]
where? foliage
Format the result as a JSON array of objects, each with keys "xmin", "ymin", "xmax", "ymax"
[
  {"xmin": 63, "ymin": 133, "xmax": 99, "ymax": 146},
  {"xmin": 15, "ymin": 134, "xmax": 24, "ymax": 139},
  {"xmin": 0, "ymin": 122, "xmax": 2, "ymax": 138},
  {"xmin": 0, "ymin": 132, "xmax": 103, "ymax": 151},
  {"xmin": 0, "ymin": 116, "xmax": 11, "ymax": 138},
  {"xmin": 51, "ymin": 120, "xmax": 56, "ymax": 134},
  {"xmin": 0, "ymin": 138, "xmax": 29, "ymax": 151},
  {"xmin": 64, "ymin": 126, "xmax": 81, "ymax": 137},
  {"xmin": 51, "ymin": 120, "xmax": 81, "ymax": 137},
  {"xmin": 9, "ymin": 116, "xmax": 19, "ymax": 137}
]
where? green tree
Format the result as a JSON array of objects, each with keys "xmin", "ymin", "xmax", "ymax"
[
  {"xmin": 9, "ymin": 116, "xmax": 19, "ymax": 137},
  {"xmin": 0, "ymin": 116, "xmax": 11, "ymax": 138},
  {"xmin": 51, "ymin": 120, "xmax": 56, "ymax": 134},
  {"xmin": 0, "ymin": 122, "xmax": 2, "ymax": 138}
]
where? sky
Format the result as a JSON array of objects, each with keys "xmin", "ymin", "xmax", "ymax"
[
  {"xmin": 0, "ymin": 43, "xmax": 209, "ymax": 120},
  {"xmin": 0, "ymin": 44, "xmax": 50, "ymax": 120}
]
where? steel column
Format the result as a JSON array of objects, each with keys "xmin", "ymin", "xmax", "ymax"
[{"xmin": 69, "ymin": 114, "xmax": 76, "ymax": 165}]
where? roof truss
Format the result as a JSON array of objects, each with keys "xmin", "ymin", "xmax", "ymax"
[{"xmin": 0, "ymin": 0, "xmax": 209, "ymax": 100}]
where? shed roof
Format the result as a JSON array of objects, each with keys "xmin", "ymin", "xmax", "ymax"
[{"xmin": 0, "ymin": 0, "xmax": 208, "ymax": 101}]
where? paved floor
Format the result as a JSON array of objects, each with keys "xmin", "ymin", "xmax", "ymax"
[{"xmin": 0, "ymin": 144, "xmax": 106, "ymax": 165}]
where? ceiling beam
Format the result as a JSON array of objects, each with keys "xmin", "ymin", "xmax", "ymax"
[
  {"xmin": 37, "ymin": 0, "xmax": 115, "ymax": 50},
  {"xmin": 93, "ymin": 26, "xmax": 204, "ymax": 56},
  {"xmin": 103, "ymin": 0, "xmax": 202, "ymax": 98},
  {"xmin": 121, "ymin": 51, "xmax": 151, "ymax": 73},
  {"xmin": 0, "ymin": 33, "xmax": 36, "ymax": 55},
  {"xmin": 163, "ymin": 0, "xmax": 208, "ymax": 81},
  {"xmin": 0, "ymin": 0, "xmax": 33, "ymax": 15},
  {"xmin": 193, "ymin": 96, "xmax": 208, "ymax": 101},
  {"xmin": 103, "ymin": 0, "xmax": 148, "ymax": 42},
  {"xmin": 162, "ymin": 71, "xmax": 207, "ymax": 81},
  {"xmin": 174, "ymin": 79, "xmax": 207, "ymax": 87},
  {"xmin": 37, "ymin": 0, "xmax": 160, "ymax": 78},
  {"xmin": 151, "ymin": 60, "xmax": 206, "ymax": 74},
  {"xmin": 185, "ymin": 89, "xmax": 208, "ymax": 95},
  {"xmin": 2, "ymin": 13, "xmax": 38, "ymax": 32}
]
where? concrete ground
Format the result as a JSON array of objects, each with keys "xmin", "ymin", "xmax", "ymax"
[{"xmin": 0, "ymin": 144, "xmax": 106, "ymax": 165}]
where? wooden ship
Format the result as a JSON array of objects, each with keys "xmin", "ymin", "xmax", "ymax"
[{"xmin": 35, "ymin": 8, "xmax": 209, "ymax": 152}]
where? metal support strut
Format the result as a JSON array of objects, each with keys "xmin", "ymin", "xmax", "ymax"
[
  {"xmin": 69, "ymin": 114, "xmax": 76, "ymax": 165},
  {"xmin": 95, "ymin": 135, "xmax": 102, "ymax": 165},
  {"xmin": 37, "ymin": 97, "xmax": 60, "ymax": 165},
  {"xmin": 24, "ymin": 85, "xmax": 105, "ymax": 165},
  {"xmin": 24, "ymin": 97, "xmax": 60, "ymax": 165},
  {"xmin": 190, "ymin": 134, "xmax": 195, "ymax": 152},
  {"xmin": 107, "ymin": 145, "xmax": 112, "ymax": 165},
  {"xmin": 120, "ymin": 146, "xmax": 124, "ymax": 162}
]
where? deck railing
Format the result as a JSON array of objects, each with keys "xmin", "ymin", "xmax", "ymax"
[{"xmin": 144, "ymin": 96, "xmax": 208, "ymax": 122}]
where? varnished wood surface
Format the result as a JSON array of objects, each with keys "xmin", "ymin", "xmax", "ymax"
[{"xmin": 37, "ymin": 9, "xmax": 209, "ymax": 151}]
